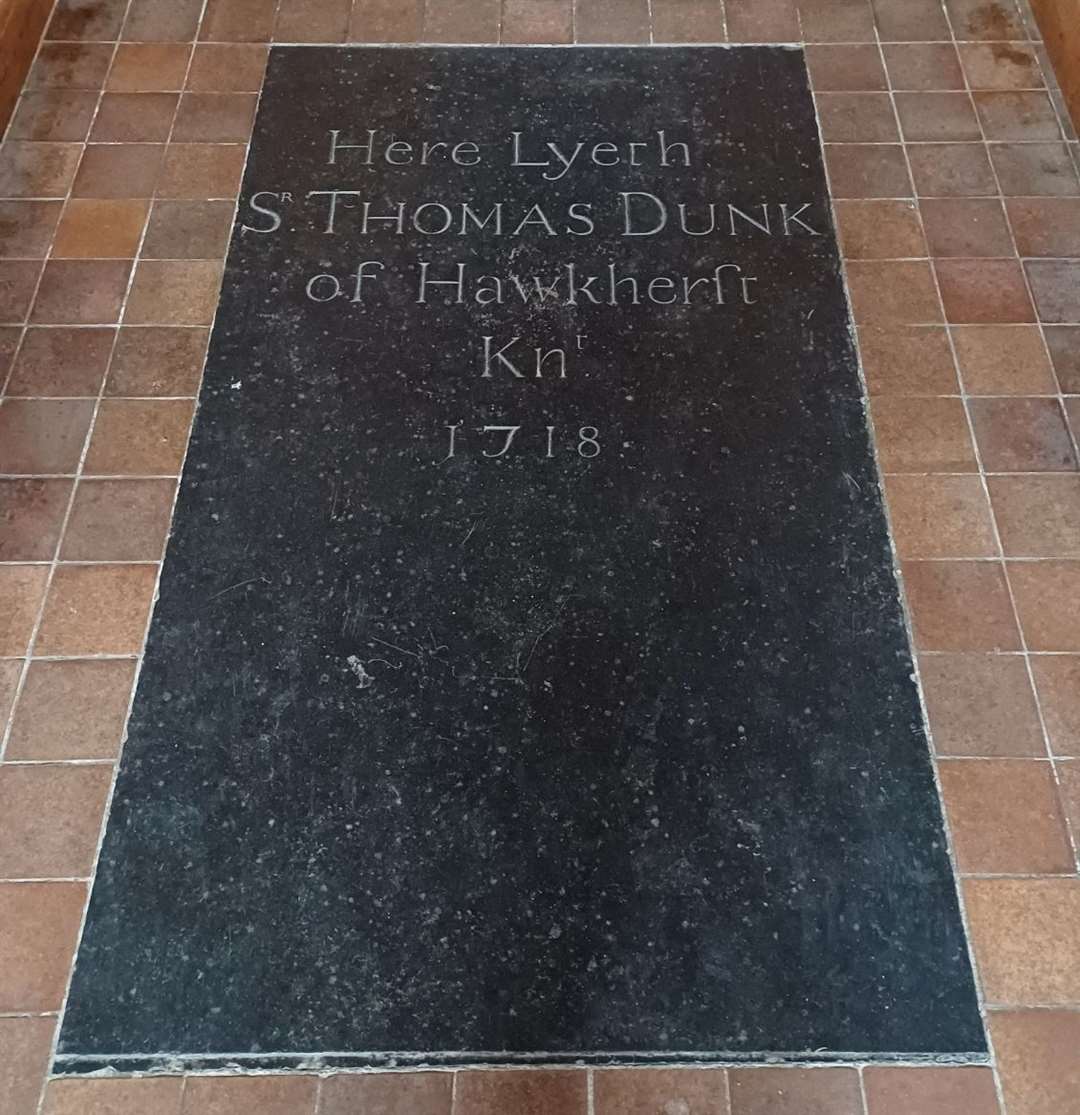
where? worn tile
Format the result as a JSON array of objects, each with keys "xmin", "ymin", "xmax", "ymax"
[
  {"xmin": 31, "ymin": 259, "xmax": 132, "ymax": 325},
  {"xmin": 1031, "ymin": 656, "xmax": 1080, "ymax": 756},
  {"xmin": 960, "ymin": 42, "xmax": 1042, "ymax": 89},
  {"xmin": 882, "ymin": 43, "xmax": 964, "ymax": 90},
  {"xmin": 797, "ymin": 0, "xmax": 875, "ymax": 42},
  {"xmin": 945, "ymin": 0, "xmax": 1026, "ymax": 39},
  {"xmin": 349, "ymin": 0, "xmax": 424, "ymax": 43},
  {"xmin": 8, "ymin": 90, "xmax": 98, "ymax": 142},
  {"xmin": 0, "ymin": 881, "xmax": 86, "ymax": 1011},
  {"xmin": 1059, "ymin": 760, "xmax": 1080, "ymax": 835},
  {"xmin": 90, "ymin": 92, "xmax": 178, "ymax": 143},
  {"xmin": 501, "ymin": 0, "xmax": 573, "ymax": 44},
  {"xmin": 124, "ymin": 260, "xmax": 222, "ymax": 325},
  {"xmin": 991, "ymin": 143, "xmax": 1080, "ymax": 196},
  {"xmin": 108, "ymin": 43, "xmax": 192, "ymax": 91},
  {"xmin": 872, "ymin": 0, "xmax": 951, "ymax": 41},
  {"xmin": 180, "ymin": 1075, "xmax": 318, "ymax": 1114},
  {"xmin": 1046, "ymin": 326, "xmax": 1080, "ymax": 391},
  {"xmin": 142, "ymin": 200, "xmax": 233, "ymax": 260},
  {"xmin": 52, "ymin": 199, "xmax": 149, "ymax": 259},
  {"xmin": 0, "ymin": 479, "xmax": 73, "ymax": 560},
  {"xmin": 171, "ymin": 92, "xmax": 257, "ymax": 143},
  {"xmin": 594, "ymin": 1069, "xmax": 728, "ymax": 1114},
  {"xmin": 454, "ymin": 1071, "xmax": 587, "ymax": 1115},
  {"xmin": 0, "ymin": 1015, "xmax": 54, "ymax": 1115},
  {"xmin": 921, "ymin": 198, "xmax": 1013, "ymax": 258},
  {"xmin": 62, "ymin": 478, "xmax": 176, "ymax": 560},
  {"xmin": 863, "ymin": 1066, "xmax": 1000, "ymax": 1114},
  {"xmin": 902, "ymin": 561, "xmax": 1020, "ymax": 651},
  {"xmin": 1009, "ymin": 561, "xmax": 1080, "ymax": 650},
  {"xmin": 969, "ymin": 397, "xmax": 1077, "ymax": 472},
  {"xmin": 974, "ymin": 91, "xmax": 1063, "ymax": 140},
  {"xmin": 106, "ymin": 326, "xmax": 208, "ymax": 396},
  {"xmin": 870, "ymin": 396, "xmax": 975, "ymax": 471},
  {"xmin": 939, "ymin": 758, "xmax": 1074, "ymax": 873},
  {"xmin": 319, "ymin": 1072, "xmax": 453, "ymax": 1115},
  {"xmin": 46, "ymin": 0, "xmax": 128, "ymax": 41},
  {"xmin": 200, "ymin": 0, "xmax": 278, "ymax": 41},
  {"xmin": 965, "ymin": 878, "xmax": 1080, "ymax": 1003},
  {"xmin": 919, "ymin": 652, "xmax": 1044, "ymax": 757},
  {"xmin": 990, "ymin": 1010, "xmax": 1080, "ymax": 1115},
  {"xmin": 6, "ymin": 658, "xmax": 136, "ymax": 761},
  {"xmin": 846, "ymin": 260, "xmax": 940, "ymax": 323},
  {"xmin": 806, "ymin": 45, "xmax": 886, "ymax": 91},
  {"xmin": 157, "ymin": 144, "xmax": 246, "ymax": 198},
  {"xmin": 422, "ymin": 0, "xmax": 501, "ymax": 42},
  {"xmin": 1008, "ymin": 198, "xmax": 1080, "ymax": 257},
  {"xmin": 0, "ymin": 200, "xmax": 62, "ymax": 258},
  {"xmin": 894, "ymin": 92, "xmax": 982, "ymax": 142},
  {"xmin": 575, "ymin": 0, "xmax": 650, "ymax": 43},
  {"xmin": 952, "ymin": 325, "xmax": 1056, "ymax": 394},
  {"xmin": 274, "ymin": 0, "xmax": 351, "ymax": 42},
  {"xmin": 857, "ymin": 326, "xmax": 958, "ymax": 394},
  {"xmin": 725, "ymin": 0, "xmax": 799, "ymax": 41},
  {"xmin": 0, "ymin": 660, "xmax": 19, "ymax": 725},
  {"xmin": 122, "ymin": 0, "xmax": 202, "ymax": 42},
  {"xmin": 0, "ymin": 261, "xmax": 42, "ymax": 323},
  {"xmin": 35, "ymin": 564, "xmax": 158, "ymax": 656},
  {"xmin": 0, "ymin": 399, "xmax": 94, "ymax": 473},
  {"xmin": 824, "ymin": 145, "xmax": 912, "ymax": 198},
  {"xmin": 7, "ymin": 327, "xmax": 114, "ymax": 396},
  {"xmin": 651, "ymin": 0, "xmax": 728, "ymax": 43},
  {"xmin": 728, "ymin": 1067, "xmax": 861, "ymax": 1113},
  {"xmin": 0, "ymin": 565, "xmax": 48, "ymax": 656},
  {"xmin": 883, "ymin": 475, "xmax": 996, "ymax": 558},
  {"xmin": 936, "ymin": 259, "xmax": 1035, "ymax": 324},
  {"xmin": 816, "ymin": 93, "xmax": 899, "ymax": 142},
  {"xmin": 186, "ymin": 44, "xmax": 269, "ymax": 92},
  {"xmin": 43, "ymin": 1077, "xmax": 184, "ymax": 1115},
  {"xmin": 83, "ymin": 398, "xmax": 194, "ymax": 474},
  {"xmin": 837, "ymin": 200, "xmax": 925, "ymax": 259},
  {"xmin": 990, "ymin": 475, "xmax": 1080, "ymax": 556},
  {"xmin": 1026, "ymin": 261, "xmax": 1080, "ymax": 324},
  {"xmin": 908, "ymin": 143, "xmax": 997, "ymax": 197},
  {"xmin": 72, "ymin": 144, "xmax": 165, "ymax": 200},
  {"xmin": 0, "ymin": 142, "xmax": 82, "ymax": 199}
]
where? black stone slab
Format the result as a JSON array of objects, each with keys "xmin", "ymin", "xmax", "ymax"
[{"xmin": 57, "ymin": 46, "xmax": 985, "ymax": 1069}]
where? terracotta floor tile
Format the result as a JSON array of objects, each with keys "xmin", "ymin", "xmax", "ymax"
[
  {"xmin": 90, "ymin": 92, "xmax": 179, "ymax": 144},
  {"xmin": 454, "ymin": 1071, "xmax": 587, "ymax": 1115},
  {"xmin": 186, "ymin": 44, "xmax": 269, "ymax": 92},
  {"xmin": 939, "ymin": 758, "xmax": 1074, "ymax": 873},
  {"xmin": 992, "ymin": 143, "xmax": 1080, "ymax": 197},
  {"xmin": 883, "ymin": 43, "xmax": 965, "ymax": 90},
  {"xmin": 919, "ymin": 652, "xmax": 1044, "ymax": 756},
  {"xmin": 990, "ymin": 1010, "xmax": 1080, "ymax": 1115},
  {"xmin": 870, "ymin": 396, "xmax": 976, "ymax": 471},
  {"xmin": 959, "ymin": 42, "xmax": 1042, "ymax": 90},
  {"xmin": 0, "ymin": 200, "xmax": 62, "ymax": 258},
  {"xmin": 83, "ymin": 398, "xmax": 195, "ymax": 475},
  {"xmin": 894, "ymin": 91, "xmax": 982, "ymax": 142},
  {"xmin": 8, "ymin": 328, "xmax": 114, "ymax": 398},
  {"xmin": 728, "ymin": 1067, "xmax": 861, "ymax": 1114},
  {"xmin": 52, "ymin": 199, "xmax": 149, "ymax": 260},
  {"xmin": 574, "ymin": 0, "xmax": 650, "ymax": 42},
  {"xmin": 44, "ymin": 1077, "xmax": 184, "ymax": 1115},
  {"xmin": 0, "ymin": 1015, "xmax": 54, "ymax": 1115},
  {"xmin": 73, "ymin": 144, "xmax": 165, "ymax": 200},
  {"xmin": 651, "ymin": 0, "xmax": 728, "ymax": 43},
  {"xmin": 990, "ymin": 475, "xmax": 1080, "ymax": 556},
  {"xmin": 1007, "ymin": 198, "xmax": 1080, "ymax": 258},
  {"xmin": 1026, "ymin": 260, "xmax": 1080, "ymax": 324},
  {"xmin": 1059, "ymin": 759, "xmax": 1080, "ymax": 834},
  {"xmin": 1045, "ymin": 326, "xmax": 1080, "ymax": 392},
  {"xmin": 142, "ymin": 200, "xmax": 234, "ymax": 259},
  {"xmin": 805, "ymin": 44, "xmax": 886, "ymax": 91},
  {"xmin": 594, "ymin": 1069, "xmax": 729, "ymax": 1114},
  {"xmin": 974, "ymin": 91, "xmax": 1063, "ymax": 140},
  {"xmin": 970, "ymin": 397, "xmax": 1077, "ymax": 472},
  {"xmin": 945, "ymin": 0, "xmax": 1026, "ymax": 39},
  {"xmin": 0, "ymin": 260, "xmax": 43, "ymax": 322},
  {"xmin": 422, "ymin": 0, "xmax": 501, "ymax": 42},
  {"xmin": 275, "ymin": 0, "xmax": 351, "ymax": 42},
  {"xmin": 8, "ymin": 91, "xmax": 98, "ymax": 143},
  {"xmin": 1010, "ymin": 561, "xmax": 1080, "ymax": 651},
  {"xmin": 0, "ymin": 659, "xmax": 19, "ymax": 724},
  {"xmin": 837, "ymin": 200, "xmax": 925, "ymax": 260},
  {"xmin": 725, "ymin": 0, "xmax": 800, "ymax": 41},
  {"xmin": 883, "ymin": 474, "xmax": 996, "ymax": 558},
  {"xmin": 966, "ymin": 877, "xmax": 1080, "ymax": 1003},
  {"xmin": 124, "ymin": 260, "xmax": 222, "ymax": 325},
  {"xmin": 952, "ymin": 325, "xmax": 1056, "ymax": 394},
  {"xmin": 502, "ymin": 0, "xmax": 573, "ymax": 44},
  {"xmin": 1031, "ymin": 656, "xmax": 1080, "ymax": 756},
  {"xmin": 0, "ymin": 143, "xmax": 82, "ymax": 199},
  {"xmin": 824, "ymin": 144, "xmax": 913, "ymax": 198},
  {"xmin": 6, "ymin": 658, "xmax": 136, "ymax": 761},
  {"xmin": 157, "ymin": 144, "xmax": 246, "ymax": 199},
  {"xmin": 349, "ymin": 0, "xmax": 424, "ymax": 43},
  {"xmin": 0, "ymin": 763, "xmax": 112, "ymax": 878},
  {"xmin": 32, "ymin": 44, "xmax": 110, "ymax": 95},
  {"xmin": 200, "ymin": 0, "xmax": 278, "ymax": 42},
  {"xmin": 936, "ymin": 259, "xmax": 1035, "ymax": 324},
  {"xmin": 106, "ymin": 326, "xmax": 208, "ymax": 396},
  {"xmin": 122, "ymin": 0, "xmax": 203, "ymax": 42},
  {"xmin": 320, "ymin": 1072, "xmax": 453, "ymax": 1115},
  {"xmin": 797, "ymin": 0, "xmax": 875, "ymax": 42},
  {"xmin": 846, "ymin": 260, "xmax": 941, "ymax": 324},
  {"xmin": 0, "ymin": 881, "xmax": 86, "ymax": 1011},
  {"xmin": 863, "ymin": 1066, "xmax": 1000, "ymax": 1114},
  {"xmin": 902, "ymin": 561, "xmax": 1021, "ymax": 651},
  {"xmin": 35, "ymin": 563, "xmax": 158, "ymax": 656},
  {"xmin": 0, "ymin": 565, "xmax": 47, "ymax": 656},
  {"xmin": 62, "ymin": 477, "xmax": 176, "ymax": 560},
  {"xmin": 31, "ymin": 259, "xmax": 132, "ymax": 325},
  {"xmin": 857, "ymin": 325, "xmax": 958, "ymax": 394},
  {"xmin": 908, "ymin": 143, "xmax": 997, "ymax": 197},
  {"xmin": 172, "ymin": 92, "xmax": 257, "ymax": 143},
  {"xmin": 817, "ymin": 93, "xmax": 899, "ymax": 143},
  {"xmin": 46, "ymin": 0, "xmax": 127, "ymax": 41},
  {"xmin": 1068, "ymin": 397, "xmax": 1080, "ymax": 444},
  {"xmin": 921, "ymin": 198, "xmax": 1013, "ymax": 258},
  {"xmin": 180, "ymin": 1075, "xmax": 318, "ymax": 1114},
  {"xmin": 0, "ymin": 479, "xmax": 73, "ymax": 560},
  {"xmin": 0, "ymin": 399, "xmax": 94, "ymax": 474},
  {"xmin": 108, "ymin": 43, "xmax": 192, "ymax": 92},
  {"xmin": 872, "ymin": 0, "xmax": 951, "ymax": 41}
]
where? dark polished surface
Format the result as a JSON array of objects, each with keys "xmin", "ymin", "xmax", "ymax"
[{"xmin": 58, "ymin": 47, "xmax": 984, "ymax": 1068}]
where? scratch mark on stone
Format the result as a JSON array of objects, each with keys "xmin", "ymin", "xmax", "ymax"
[{"xmin": 208, "ymin": 576, "xmax": 270, "ymax": 602}]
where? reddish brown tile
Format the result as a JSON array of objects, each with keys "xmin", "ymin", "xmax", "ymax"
[
  {"xmin": 797, "ymin": 0, "xmax": 875, "ymax": 42},
  {"xmin": 921, "ymin": 198, "xmax": 1014, "ymax": 258},
  {"xmin": 990, "ymin": 475, "xmax": 1080, "ymax": 556},
  {"xmin": 122, "ymin": 0, "xmax": 202, "ymax": 41},
  {"xmin": 1009, "ymin": 560, "xmax": 1080, "ymax": 650},
  {"xmin": 857, "ymin": 325, "xmax": 958, "ymax": 394},
  {"xmin": 0, "ymin": 660, "xmax": 19, "ymax": 725},
  {"xmin": 908, "ymin": 143, "xmax": 997, "ymax": 197},
  {"xmin": 1052, "ymin": 326, "xmax": 1080, "ymax": 391},
  {"xmin": 991, "ymin": 143, "xmax": 1080, "ymax": 197},
  {"xmin": 0, "ymin": 399, "xmax": 94, "ymax": 473},
  {"xmin": 107, "ymin": 43, "xmax": 192, "ymax": 91},
  {"xmin": 35, "ymin": 563, "xmax": 159, "ymax": 656},
  {"xmin": 837, "ymin": 200, "xmax": 925, "ymax": 259},
  {"xmin": 575, "ymin": 0, "xmax": 650, "ymax": 43},
  {"xmin": 0, "ymin": 565, "xmax": 48, "ymax": 656},
  {"xmin": 157, "ymin": 144, "xmax": 246, "ymax": 198},
  {"xmin": 62, "ymin": 477, "xmax": 175, "ymax": 560},
  {"xmin": 200, "ymin": 0, "xmax": 278, "ymax": 41},
  {"xmin": 990, "ymin": 1010, "xmax": 1080, "ymax": 1115},
  {"xmin": 725, "ymin": 0, "xmax": 799, "ymax": 41},
  {"xmin": 1031, "ymin": 656, "xmax": 1080, "ymax": 756},
  {"xmin": 0, "ymin": 200, "xmax": 62, "ymax": 258},
  {"xmin": 974, "ymin": 91, "xmax": 1063, "ymax": 140},
  {"xmin": 965, "ymin": 877, "xmax": 1080, "ymax": 1003},
  {"xmin": 46, "ymin": 0, "xmax": 128, "ymax": 41},
  {"xmin": 970, "ymin": 397, "xmax": 1077, "ymax": 472},
  {"xmin": 1008, "ymin": 198, "xmax": 1080, "ymax": 257},
  {"xmin": 945, "ymin": 0, "xmax": 1026, "ymax": 40},
  {"xmin": 939, "ymin": 758, "xmax": 1073, "ymax": 873},
  {"xmin": 1059, "ymin": 759, "xmax": 1080, "ymax": 833},
  {"xmin": 171, "ymin": 92, "xmax": 257, "ymax": 143},
  {"xmin": 44, "ymin": 1077, "xmax": 184, "ymax": 1115},
  {"xmin": 0, "ymin": 1015, "xmax": 54, "ymax": 1115},
  {"xmin": 651, "ymin": 0, "xmax": 728, "ymax": 42},
  {"xmin": 806, "ymin": 45, "xmax": 886, "ymax": 91},
  {"xmin": 142, "ymin": 200, "xmax": 233, "ymax": 259},
  {"xmin": 124, "ymin": 260, "xmax": 221, "ymax": 325},
  {"xmin": 824, "ymin": 145, "xmax": 912, "ymax": 198},
  {"xmin": 0, "ymin": 479, "xmax": 72, "ymax": 560},
  {"xmin": 882, "ymin": 43, "xmax": 965, "ymax": 90},
  {"xmin": 1026, "ymin": 260, "xmax": 1080, "ymax": 325},
  {"xmin": 454, "ymin": 1071, "xmax": 587, "ymax": 1115},
  {"xmin": 0, "ymin": 764, "xmax": 112, "ymax": 878},
  {"xmin": 952, "ymin": 325, "xmax": 1056, "ymax": 394},
  {"xmin": 319, "ymin": 1072, "xmax": 453, "ymax": 1115},
  {"xmin": 0, "ymin": 882, "xmax": 86, "ymax": 1011},
  {"xmin": 186, "ymin": 44, "xmax": 269, "ymax": 92},
  {"xmin": 8, "ymin": 90, "xmax": 98, "ymax": 142},
  {"xmin": 72, "ymin": 144, "xmax": 165, "ymax": 199},
  {"xmin": 31, "ymin": 259, "xmax": 132, "ymax": 325},
  {"xmin": 884, "ymin": 474, "xmax": 996, "ymax": 557},
  {"xmin": 594, "ymin": 1069, "xmax": 728, "ymax": 1114},
  {"xmin": 90, "ymin": 91, "xmax": 178, "ymax": 143},
  {"xmin": 52, "ymin": 199, "xmax": 149, "ymax": 259},
  {"xmin": 847, "ymin": 260, "xmax": 941, "ymax": 323},
  {"xmin": 423, "ymin": 0, "xmax": 502, "ymax": 42},
  {"xmin": 863, "ymin": 1066, "xmax": 1000, "ymax": 1114},
  {"xmin": 895, "ymin": 91, "xmax": 981, "ymax": 142},
  {"xmin": 936, "ymin": 259, "xmax": 1035, "ymax": 324},
  {"xmin": 83, "ymin": 398, "xmax": 194, "ymax": 474},
  {"xmin": 920, "ymin": 652, "xmax": 1044, "ymax": 756},
  {"xmin": 0, "ymin": 143, "xmax": 82, "ymax": 199},
  {"xmin": 501, "ymin": 0, "xmax": 573, "ymax": 43},
  {"xmin": 728, "ymin": 1067, "xmax": 861, "ymax": 1113},
  {"xmin": 180, "ymin": 1075, "xmax": 318, "ymax": 1115},
  {"xmin": 902, "ymin": 561, "xmax": 1021, "ymax": 650},
  {"xmin": 871, "ymin": 396, "xmax": 976, "ymax": 471},
  {"xmin": 274, "ymin": 0, "xmax": 351, "ymax": 42},
  {"xmin": 106, "ymin": 326, "xmax": 208, "ymax": 395},
  {"xmin": 960, "ymin": 41, "xmax": 1042, "ymax": 89},
  {"xmin": 0, "ymin": 261, "xmax": 42, "ymax": 323},
  {"xmin": 7, "ymin": 327, "xmax": 114, "ymax": 396},
  {"xmin": 816, "ymin": 93, "xmax": 899, "ymax": 142},
  {"xmin": 349, "ymin": 0, "xmax": 424, "ymax": 43},
  {"xmin": 872, "ymin": 0, "xmax": 951, "ymax": 40}
]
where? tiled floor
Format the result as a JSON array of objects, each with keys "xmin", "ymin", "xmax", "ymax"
[{"xmin": 0, "ymin": 0, "xmax": 1078, "ymax": 1112}]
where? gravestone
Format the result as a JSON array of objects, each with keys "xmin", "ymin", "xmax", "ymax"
[{"xmin": 57, "ymin": 47, "xmax": 985, "ymax": 1070}]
